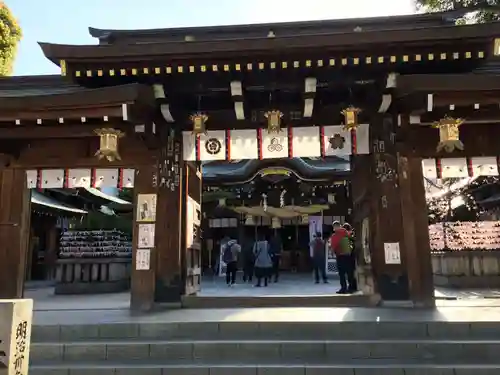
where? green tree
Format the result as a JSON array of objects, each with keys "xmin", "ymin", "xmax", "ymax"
[
  {"xmin": 415, "ymin": 0, "xmax": 500, "ymax": 23},
  {"xmin": 0, "ymin": 2, "xmax": 21, "ymax": 76}
]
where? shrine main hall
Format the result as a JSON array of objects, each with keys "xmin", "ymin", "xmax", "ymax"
[{"xmin": 2, "ymin": 7, "xmax": 500, "ymax": 311}]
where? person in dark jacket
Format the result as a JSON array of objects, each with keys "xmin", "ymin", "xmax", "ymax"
[
  {"xmin": 253, "ymin": 233, "xmax": 273, "ymax": 287},
  {"xmin": 310, "ymin": 232, "xmax": 328, "ymax": 284},
  {"xmin": 342, "ymin": 223, "xmax": 358, "ymax": 292},
  {"xmin": 241, "ymin": 239, "xmax": 255, "ymax": 283},
  {"xmin": 269, "ymin": 234, "xmax": 283, "ymax": 283}
]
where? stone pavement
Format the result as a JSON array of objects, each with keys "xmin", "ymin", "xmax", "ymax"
[{"xmin": 24, "ymin": 273, "xmax": 500, "ymax": 325}]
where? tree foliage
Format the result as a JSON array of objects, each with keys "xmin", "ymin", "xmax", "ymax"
[
  {"xmin": 415, "ymin": 0, "xmax": 500, "ymax": 23},
  {"xmin": 0, "ymin": 2, "xmax": 21, "ymax": 76}
]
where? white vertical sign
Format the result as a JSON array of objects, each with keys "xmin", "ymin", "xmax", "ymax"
[
  {"xmin": 384, "ymin": 242, "xmax": 401, "ymax": 264},
  {"xmin": 136, "ymin": 249, "xmax": 151, "ymax": 270}
]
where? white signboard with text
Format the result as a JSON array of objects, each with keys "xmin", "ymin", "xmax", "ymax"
[{"xmin": 384, "ymin": 242, "xmax": 401, "ymax": 264}]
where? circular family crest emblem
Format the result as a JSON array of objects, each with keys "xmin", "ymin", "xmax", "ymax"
[
  {"xmin": 329, "ymin": 134, "xmax": 346, "ymax": 150},
  {"xmin": 267, "ymin": 137, "xmax": 283, "ymax": 152},
  {"xmin": 205, "ymin": 138, "xmax": 222, "ymax": 155}
]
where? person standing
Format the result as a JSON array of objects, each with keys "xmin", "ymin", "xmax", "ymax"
[
  {"xmin": 330, "ymin": 221, "xmax": 356, "ymax": 294},
  {"xmin": 310, "ymin": 232, "xmax": 328, "ymax": 284},
  {"xmin": 269, "ymin": 233, "xmax": 283, "ymax": 283},
  {"xmin": 222, "ymin": 239, "xmax": 240, "ymax": 286},
  {"xmin": 241, "ymin": 239, "xmax": 255, "ymax": 283},
  {"xmin": 343, "ymin": 223, "xmax": 358, "ymax": 292},
  {"xmin": 253, "ymin": 233, "xmax": 273, "ymax": 287}
]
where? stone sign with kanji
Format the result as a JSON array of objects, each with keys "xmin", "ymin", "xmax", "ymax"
[{"xmin": 0, "ymin": 299, "xmax": 33, "ymax": 375}]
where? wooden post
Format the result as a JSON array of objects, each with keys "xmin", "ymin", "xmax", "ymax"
[
  {"xmin": 182, "ymin": 162, "xmax": 202, "ymax": 295},
  {"xmin": 397, "ymin": 116, "xmax": 435, "ymax": 307},
  {"xmin": 366, "ymin": 114, "xmax": 435, "ymax": 306},
  {"xmin": 154, "ymin": 133, "xmax": 185, "ymax": 303},
  {"xmin": 45, "ymin": 223, "xmax": 58, "ymax": 280},
  {"xmin": 0, "ymin": 168, "xmax": 31, "ymax": 299},
  {"xmin": 130, "ymin": 165, "xmax": 157, "ymax": 312},
  {"xmin": 351, "ymin": 154, "xmax": 378, "ymax": 296}
]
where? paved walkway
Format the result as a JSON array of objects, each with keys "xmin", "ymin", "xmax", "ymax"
[
  {"xmin": 31, "ymin": 303, "xmax": 500, "ymax": 326},
  {"xmin": 25, "ymin": 273, "xmax": 500, "ymax": 309},
  {"xmin": 23, "ymin": 273, "xmax": 500, "ymax": 326}
]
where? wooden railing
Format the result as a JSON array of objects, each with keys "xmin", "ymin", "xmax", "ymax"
[{"xmin": 54, "ymin": 258, "xmax": 131, "ymax": 295}]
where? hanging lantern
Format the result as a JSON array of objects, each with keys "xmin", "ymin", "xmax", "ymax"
[
  {"xmin": 341, "ymin": 106, "xmax": 362, "ymax": 131},
  {"xmin": 280, "ymin": 189, "xmax": 287, "ymax": 207},
  {"xmin": 245, "ymin": 215, "xmax": 255, "ymax": 226},
  {"xmin": 190, "ymin": 113, "xmax": 208, "ymax": 136},
  {"xmin": 301, "ymin": 214, "xmax": 309, "ymax": 224},
  {"xmin": 264, "ymin": 110, "xmax": 283, "ymax": 134},
  {"xmin": 432, "ymin": 116, "xmax": 465, "ymax": 153},
  {"xmin": 271, "ymin": 217, "xmax": 281, "ymax": 229},
  {"xmin": 94, "ymin": 128, "xmax": 125, "ymax": 162},
  {"xmin": 262, "ymin": 193, "xmax": 268, "ymax": 211}
]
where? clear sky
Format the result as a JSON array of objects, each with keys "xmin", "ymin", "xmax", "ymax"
[{"xmin": 8, "ymin": 0, "xmax": 415, "ymax": 76}]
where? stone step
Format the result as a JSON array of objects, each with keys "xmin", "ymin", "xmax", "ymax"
[
  {"xmin": 28, "ymin": 362, "xmax": 500, "ymax": 375},
  {"xmin": 31, "ymin": 321, "xmax": 500, "ymax": 342},
  {"xmin": 180, "ymin": 294, "xmax": 377, "ymax": 308},
  {"xmin": 29, "ymin": 339, "xmax": 500, "ymax": 364}
]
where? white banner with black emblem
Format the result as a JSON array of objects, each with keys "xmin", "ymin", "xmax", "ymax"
[
  {"xmin": 260, "ymin": 131, "xmax": 288, "ymax": 159},
  {"xmin": 183, "ymin": 131, "xmax": 227, "ymax": 161},
  {"xmin": 199, "ymin": 131, "xmax": 226, "ymax": 161},
  {"xmin": 322, "ymin": 126, "xmax": 352, "ymax": 157},
  {"xmin": 182, "ymin": 126, "xmax": 370, "ymax": 161}
]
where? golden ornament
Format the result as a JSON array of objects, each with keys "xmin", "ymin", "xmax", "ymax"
[
  {"xmin": 264, "ymin": 110, "xmax": 283, "ymax": 134},
  {"xmin": 94, "ymin": 128, "xmax": 125, "ymax": 162},
  {"xmin": 190, "ymin": 113, "xmax": 208, "ymax": 136},
  {"xmin": 341, "ymin": 106, "xmax": 361, "ymax": 131},
  {"xmin": 432, "ymin": 116, "xmax": 465, "ymax": 153}
]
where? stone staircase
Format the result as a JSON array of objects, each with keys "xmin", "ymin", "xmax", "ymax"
[{"xmin": 30, "ymin": 318, "xmax": 500, "ymax": 374}]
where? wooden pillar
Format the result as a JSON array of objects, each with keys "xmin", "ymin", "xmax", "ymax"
[
  {"xmin": 351, "ymin": 154, "xmax": 378, "ymax": 296},
  {"xmin": 397, "ymin": 117, "xmax": 435, "ymax": 307},
  {"xmin": 45, "ymin": 222, "xmax": 58, "ymax": 280},
  {"xmin": 130, "ymin": 165, "xmax": 157, "ymax": 312},
  {"xmin": 130, "ymin": 130, "xmax": 201, "ymax": 310},
  {"xmin": 183, "ymin": 162, "xmax": 202, "ymax": 295},
  {"xmin": 0, "ymin": 168, "xmax": 31, "ymax": 299},
  {"xmin": 153, "ymin": 133, "xmax": 185, "ymax": 303},
  {"xmin": 366, "ymin": 114, "xmax": 435, "ymax": 306}
]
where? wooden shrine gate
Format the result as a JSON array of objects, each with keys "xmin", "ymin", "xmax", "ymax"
[{"xmin": 3, "ymin": 8, "xmax": 500, "ymax": 311}]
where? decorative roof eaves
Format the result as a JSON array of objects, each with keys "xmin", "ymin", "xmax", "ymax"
[
  {"xmin": 0, "ymin": 83, "xmax": 151, "ymax": 111},
  {"xmin": 39, "ymin": 22, "xmax": 500, "ymax": 63},
  {"xmin": 86, "ymin": 10, "xmax": 460, "ymax": 43}
]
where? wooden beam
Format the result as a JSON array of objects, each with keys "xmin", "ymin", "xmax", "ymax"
[
  {"xmin": 396, "ymin": 73, "xmax": 500, "ymax": 94},
  {"xmin": 0, "ymin": 123, "xmax": 131, "ymax": 139},
  {"xmin": 416, "ymin": 106, "xmax": 500, "ymax": 123},
  {"xmin": 433, "ymin": 91, "xmax": 500, "ymax": 107},
  {"xmin": 0, "ymin": 105, "xmax": 124, "ymax": 123},
  {"xmin": 171, "ymin": 105, "xmax": 379, "ymax": 131},
  {"xmin": 399, "ymin": 121, "xmax": 500, "ymax": 158},
  {"xmin": 12, "ymin": 137, "xmax": 155, "ymax": 168}
]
